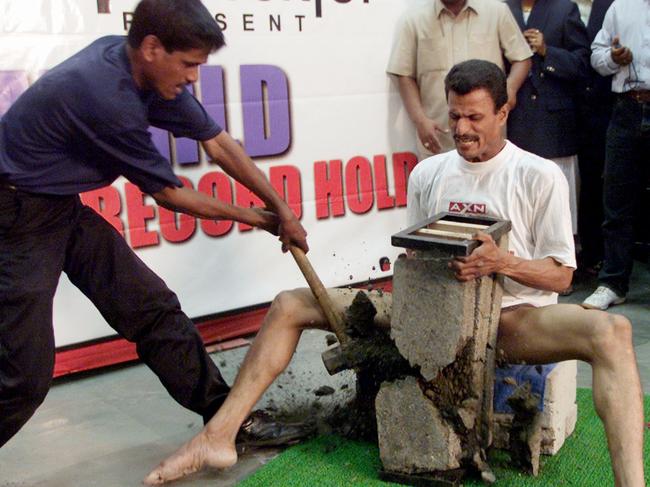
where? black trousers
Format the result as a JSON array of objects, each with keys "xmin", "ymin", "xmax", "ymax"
[
  {"xmin": 599, "ymin": 96, "xmax": 650, "ymax": 294},
  {"xmin": 0, "ymin": 188, "xmax": 230, "ymax": 447},
  {"xmin": 576, "ymin": 92, "xmax": 612, "ymax": 268}
]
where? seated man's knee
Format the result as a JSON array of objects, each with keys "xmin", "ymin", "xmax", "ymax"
[
  {"xmin": 589, "ymin": 312, "xmax": 634, "ymax": 360},
  {"xmin": 267, "ymin": 289, "xmax": 315, "ymax": 328}
]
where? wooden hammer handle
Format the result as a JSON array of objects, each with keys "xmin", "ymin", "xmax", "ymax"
[{"xmin": 289, "ymin": 246, "xmax": 348, "ymax": 344}]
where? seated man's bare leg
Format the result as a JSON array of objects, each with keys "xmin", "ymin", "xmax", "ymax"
[
  {"xmin": 143, "ymin": 287, "xmax": 385, "ymax": 485},
  {"xmin": 498, "ymin": 304, "xmax": 644, "ymax": 487}
]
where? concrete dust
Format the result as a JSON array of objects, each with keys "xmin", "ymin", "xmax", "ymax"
[
  {"xmin": 506, "ymin": 382, "xmax": 542, "ymax": 476},
  {"xmin": 266, "ymin": 291, "xmax": 414, "ymax": 443},
  {"xmin": 418, "ymin": 339, "xmax": 492, "ymax": 476}
]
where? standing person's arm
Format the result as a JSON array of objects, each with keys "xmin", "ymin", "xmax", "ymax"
[
  {"xmin": 153, "ymin": 131, "xmax": 308, "ymax": 253},
  {"xmin": 591, "ymin": 4, "xmax": 632, "ymax": 75},
  {"xmin": 505, "ymin": 59, "xmax": 531, "ymax": 109},
  {"xmin": 397, "ymin": 76, "xmax": 448, "ymax": 154},
  {"xmin": 498, "ymin": 3, "xmax": 533, "ymax": 108},
  {"xmin": 387, "ymin": 10, "xmax": 449, "ymax": 153},
  {"xmin": 523, "ymin": 3, "xmax": 590, "ymax": 80}
]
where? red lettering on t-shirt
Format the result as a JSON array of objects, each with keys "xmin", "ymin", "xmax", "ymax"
[{"xmin": 448, "ymin": 202, "xmax": 487, "ymax": 214}]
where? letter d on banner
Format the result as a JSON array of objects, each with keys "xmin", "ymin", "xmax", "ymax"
[{"xmin": 240, "ymin": 65, "xmax": 290, "ymax": 157}]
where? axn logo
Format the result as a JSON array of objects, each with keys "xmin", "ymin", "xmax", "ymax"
[{"xmin": 448, "ymin": 202, "xmax": 487, "ymax": 215}]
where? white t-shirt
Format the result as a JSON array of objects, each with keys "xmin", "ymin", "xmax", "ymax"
[{"xmin": 407, "ymin": 140, "xmax": 576, "ymax": 308}]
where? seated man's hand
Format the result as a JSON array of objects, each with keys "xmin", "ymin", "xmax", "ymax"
[{"xmin": 449, "ymin": 231, "xmax": 508, "ymax": 281}]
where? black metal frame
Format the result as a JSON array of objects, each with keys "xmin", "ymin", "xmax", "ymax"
[{"xmin": 391, "ymin": 212, "xmax": 511, "ymax": 256}]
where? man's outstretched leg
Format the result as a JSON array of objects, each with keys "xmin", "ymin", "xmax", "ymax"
[
  {"xmin": 143, "ymin": 288, "xmax": 343, "ymax": 484},
  {"xmin": 498, "ymin": 304, "xmax": 644, "ymax": 487},
  {"xmin": 144, "ymin": 287, "xmax": 391, "ymax": 484},
  {"xmin": 63, "ymin": 205, "xmax": 231, "ymax": 422}
]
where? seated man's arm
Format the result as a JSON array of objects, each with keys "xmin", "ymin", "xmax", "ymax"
[{"xmin": 450, "ymin": 231, "xmax": 573, "ymax": 293}]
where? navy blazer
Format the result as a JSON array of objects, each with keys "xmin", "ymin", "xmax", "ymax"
[
  {"xmin": 506, "ymin": 0, "xmax": 590, "ymax": 158},
  {"xmin": 585, "ymin": 0, "xmax": 615, "ymax": 100}
]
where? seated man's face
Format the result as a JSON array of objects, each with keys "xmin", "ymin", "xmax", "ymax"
[{"xmin": 448, "ymin": 88, "xmax": 508, "ymax": 163}]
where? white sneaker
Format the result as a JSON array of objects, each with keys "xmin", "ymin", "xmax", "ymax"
[{"xmin": 581, "ymin": 285, "xmax": 626, "ymax": 310}]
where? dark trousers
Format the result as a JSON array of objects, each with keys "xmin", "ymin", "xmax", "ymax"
[
  {"xmin": 0, "ymin": 189, "xmax": 229, "ymax": 447},
  {"xmin": 599, "ymin": 95, "xmax": 650, "ymax": 295},
  {"xmin": 576, "ymin": 93, "xmax": 612, "ymax": 268}
]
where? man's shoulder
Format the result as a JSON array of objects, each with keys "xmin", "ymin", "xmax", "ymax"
[
  {"xmin": 603, "ymin": 0, "xmax": 634, "ymax": 16},
  {"xmin": 411, "ymin": 150, "xmax": 457, "ymax": 181},
  {"xmin": 45, "ymin": 36, "xmax": 131, "ymax": 93},
  {"xmin": 58, "ymin": 37, "xmax": 144, "ymax": 129},
  {"xmin": 470, "ymin": 0, "xmax": 510, "ymax": 15},
  {"xmin": 400, "ymin": 1, "xmax": 436, "ymax": 24},
  {"xmin": 508, "ymin": 143, "xmax": 566, "ymax": 183},
  {"xmin": 55, "ymin": 36, "xmax": 126, "ymax": 72}
]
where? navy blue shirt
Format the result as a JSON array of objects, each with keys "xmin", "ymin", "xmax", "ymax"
[{"xmin": 0, "ymin": 36, "xmax": 221, "ymax": 195}]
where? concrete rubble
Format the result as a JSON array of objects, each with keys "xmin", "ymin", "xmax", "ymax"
[
  {"xmin": 377, "ymin": 234, "xmax": 507, "ymax": 477},
  {"xmin": 376, "ymin": 376, "xmax": 462, "ymax": 472}
]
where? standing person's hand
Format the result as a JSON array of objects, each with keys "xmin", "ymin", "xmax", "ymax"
[
  {"xmin": 249, "ymin": 207, "xmax": 280, "ymax": 235},
  {"xmin": 250, "ymin": 208, "xmax": 309, "ymax": 253},
  {"xmin": 415, "ymin": 117, "xmax": 449, "ymax": 154},
  {"xmin": 277, "ymin": 211, "xmax": 309, "ymax": 253},
  {"xmin": 523, "ymin": 29, "xmax": 547, "ymax": 57},
  {"xmin": 610, "ymin": 36, "xmax": 633, "ymax": 66}
]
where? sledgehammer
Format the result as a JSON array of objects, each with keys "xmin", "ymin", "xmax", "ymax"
[
  {"xmin": 289, "ymin": 245, "xmax": 349, "ymax": 346},
  {"xmin": 289, "ymin": 247, "xmax": 401, "ymax": 377}
]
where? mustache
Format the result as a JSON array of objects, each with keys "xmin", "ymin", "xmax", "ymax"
[{"xmin": 454, "ymin": 134, "xmax": 479, "ymax": 143}]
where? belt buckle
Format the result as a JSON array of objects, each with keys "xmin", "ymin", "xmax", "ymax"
[
  {"xmin": 0, "ymin": 181, "xmax": 17, "ymax": 191},
  {"xmin": 630, "ymin": 90, "xmax": 650, "ymax": 103}
]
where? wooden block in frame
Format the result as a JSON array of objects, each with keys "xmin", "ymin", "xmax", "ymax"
[{"xmin": 391, "ymin": 212, "xmax": 511, "ymax": 256}]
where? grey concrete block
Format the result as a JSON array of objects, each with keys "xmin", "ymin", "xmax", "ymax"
[
  {"xmin": 376, "ymin": 376, "xmax": 462, "ymax": 473},
  {"xmin": 391, "ymin": 253, "xmax": 477, "ymax": 381}
]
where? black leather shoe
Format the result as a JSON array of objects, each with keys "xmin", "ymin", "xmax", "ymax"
[{"xmin": 235, "ymin": 410, "xmax": 313, "ymax": 447}]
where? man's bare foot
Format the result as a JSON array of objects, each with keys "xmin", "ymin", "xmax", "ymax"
[{"xmin": 143, "ymin": 430, "xmax": 237, "ymax": 485}]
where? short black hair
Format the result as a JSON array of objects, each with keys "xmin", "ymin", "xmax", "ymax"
[
  {"xmin": 128, "ymin": 0, "xmax": 225, "ymax": 53},
  {"xmin": 444, "ymin": 60, "xmax": 508, "ymax": 112}
]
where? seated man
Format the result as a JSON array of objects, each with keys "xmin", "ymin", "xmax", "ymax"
[{"xmin": 144, "ymin": 60, "xmax": 645, "ymax": 487}]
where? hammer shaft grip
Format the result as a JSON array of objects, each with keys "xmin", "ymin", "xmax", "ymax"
[{"xmin": 289, "ymin": 246, "xmax": 348, "ymax": 344}]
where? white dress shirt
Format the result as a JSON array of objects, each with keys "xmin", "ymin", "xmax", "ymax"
[{"xmin": 591, "ymin": 0, "xmax": 650, "ymax": 92}]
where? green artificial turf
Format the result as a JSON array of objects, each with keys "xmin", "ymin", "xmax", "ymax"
[{"xmin": 238, "ymin": 388, "xmax": 650, "ymax": 486}]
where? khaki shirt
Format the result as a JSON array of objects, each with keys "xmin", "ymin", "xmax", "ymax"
[{"xmin": 387, "ymin": 0, "xmax": 532, "ymax": 156}]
